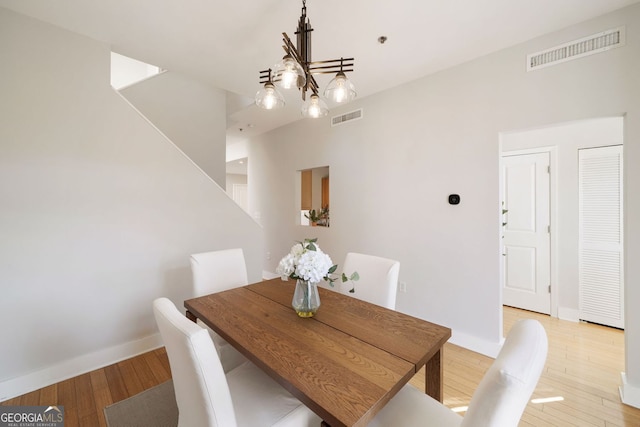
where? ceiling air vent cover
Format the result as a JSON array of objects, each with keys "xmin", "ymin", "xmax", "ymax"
[
  {"xmin": 527, "ymin": 27, "xmax": 625, "ymax": 71},
  {"xmin": 331, "ymin": 109, "xmax": 363, "ymax": 127}
]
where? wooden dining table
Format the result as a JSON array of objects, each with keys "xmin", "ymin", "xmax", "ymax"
[{"xmin": 184, "ymin": 278, "xmax": 451, "ymax": 427}]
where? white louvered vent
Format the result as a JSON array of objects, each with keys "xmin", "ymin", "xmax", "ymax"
[
  {"xmin": 527, "ymin": 27, "xmax": 625, "ymax": 71},
  {"xmin": 331, "ymin": 109, "xmax": 363, "ymax": 127}
]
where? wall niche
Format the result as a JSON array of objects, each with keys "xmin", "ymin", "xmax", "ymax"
[{"xmin": 299, "ymin": 166, "xmax": 329, "ymax": 227}]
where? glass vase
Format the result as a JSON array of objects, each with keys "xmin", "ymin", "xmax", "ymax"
[{"xmin": 292, "ymin": 279, "xmax": 321, "ymax": 317}]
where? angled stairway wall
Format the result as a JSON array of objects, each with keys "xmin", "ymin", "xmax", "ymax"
[
  {"xmin": 0, "ymin": 7, "xmax": 262, "ymax": 401},
  {"xmin": 119, "ymin": 71, "xmax": 227, "ymax": 188}
]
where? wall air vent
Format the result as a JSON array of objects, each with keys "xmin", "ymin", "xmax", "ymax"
[
  {"xmin": 331, "ymin": 109, "xmax": 363, "ymax": 127},
  {"xmin": 527, "ymin": 27, "xmax": 625, "ymax": 72}
]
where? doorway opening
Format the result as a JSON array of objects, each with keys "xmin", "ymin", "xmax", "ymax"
[
  {"xmin": 499, "ymin": 117, "xmax": 624, "ymax": 326},
  {"xmin": 226, "ymin": 157, "xmax": 248, "ymax": 213}
]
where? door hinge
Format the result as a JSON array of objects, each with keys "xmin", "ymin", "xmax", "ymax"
[
  {"xmin": 548, "ymin": 285, "xmax": 551, "ymax": 293},
  {"xmin": 547, "ymin": 165, "xmax": 551, "ymax": 173},
  {"xmin": 547, "ymin": 225, "xmax": 551, "ymax": 233}
]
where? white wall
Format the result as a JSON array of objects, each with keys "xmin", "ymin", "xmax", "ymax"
[
  {"xmin": 0, "ymin": 8, "xmax": 263, "ymax": 400},
  {"xmin": 249, "ymin": 3, "xmax": 640, "ymax": 394},
  {"xmin": 120, "ymin": 71, "xmax": 227, "ymax": 188},
  {"xmin": 226, "ymin": 139, "xmax": 249, "ymax": 163}
]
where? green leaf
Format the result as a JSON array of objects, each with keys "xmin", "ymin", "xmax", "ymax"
[
  {"xmin": 349, "ymin": 287, "xmax": 355, "ymax": 293},
  {"xmin": 328, "ymin": 264, "xmax": 337, "ymax": 274},
  {"xmin": 307, "ymin": 242, "xmax": 317, "ymax": 251},
  {"xmin": 350, "ymin": 271, "xmax": 360, "ymax": 281},
  {"xmin": 341, "ymin": 273, "xmax": 348, "ymax": 282}
]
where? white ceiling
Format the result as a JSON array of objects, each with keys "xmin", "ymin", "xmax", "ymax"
[{"xmin": 2, "ymin": 0, "xmax": 638, "ymax": 143}]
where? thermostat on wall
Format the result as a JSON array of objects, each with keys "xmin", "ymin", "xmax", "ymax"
[{"xmin": 448, "ymin": 194, "xmax": 460, "ymax": 205}]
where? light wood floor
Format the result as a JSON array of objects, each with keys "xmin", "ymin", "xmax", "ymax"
[
  {"xmin": 410, "ymin": 307, "xmax": 640, "ymax": 426},
  {"xmin": 3, "ymin": 306, "xmax": 640, "ymax": 426}
]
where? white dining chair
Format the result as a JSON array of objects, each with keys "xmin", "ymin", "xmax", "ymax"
[
  {"xmin": 368, "ymin": 319, "xmax": 548, "ymax": 427},
  {"xmin": 153, "ymin": 298, "xmax": 322, "ymax": 427},
  {"xmin": 190, "ymin": 248, "xmax": 249, "ymax": 372},
  {"xmin": 341, "ymin": 252, "xmax": 400, "ymax": 309},
  {"xmin": 191, "ymin": 248, "xmax": 249, "ymax": 294}
]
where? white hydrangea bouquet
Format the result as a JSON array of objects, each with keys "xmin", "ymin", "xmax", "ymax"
[
  {"xmin": 276, "ymin": 238, "xmax": 359, "ymax": 317},
  {"xmin": 276, "ymin": 238, "xmax": 358, "ymax": 288}
]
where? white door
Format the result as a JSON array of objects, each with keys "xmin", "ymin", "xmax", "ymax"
[
  {"xmin": 502, "ymin": 152, "xmax": 551, "ymax": 314},
  {"xmin": 232, "ymin": 184, "xmax": 248, "ymax": 212},
  {"xmin": 579, "ymin": 145, "xmax": 624, "ymax": 328}
]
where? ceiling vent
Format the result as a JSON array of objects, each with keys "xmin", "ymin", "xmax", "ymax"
[
  {"xmin": 331, "ymin": 109, "xmax": 363, "ymax": 127},
  {"xmin": 527, "ymin": 27, "xmax": 625, "ymax": 72}
]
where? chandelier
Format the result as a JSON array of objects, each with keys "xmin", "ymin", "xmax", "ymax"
[{"xmin": 255, "ymin": 0, "xmax": 356, "ymax": 118}]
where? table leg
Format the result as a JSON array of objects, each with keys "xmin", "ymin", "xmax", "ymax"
[
  {"xmin": 425, "ymin": 348, "xmax": 443, "ymax": 402},
  {"xmin": 185, "ymin": 310, "xmax": 197, "ymax": 323}
]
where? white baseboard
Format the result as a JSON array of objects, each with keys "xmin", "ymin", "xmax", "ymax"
[
  {"xmin": 557, "ymin": 306, "xmax": 579, "ymax": 322},
  {"xmin": 620, "ymin": 372, "xmax": 640, "ymax": 409},
  {"xmin": 449, "ymin": 330, "xmax": 503, "ymax": 359},
  {"xmin": 0, "ymin": 333, "xmax": 162, "ymax": 403},
  {"xmin": 262, "ymin": 270, "xmax": 279, "ymax": 279}
]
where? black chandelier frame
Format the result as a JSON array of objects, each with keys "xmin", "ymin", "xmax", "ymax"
[{"xmin": 258, "ymin": 0, "xmax": 355, "ymax": 101}]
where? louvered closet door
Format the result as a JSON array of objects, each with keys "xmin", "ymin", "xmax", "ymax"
[{"xmin": 579, "ymin": 145, "xmax": 624, "ymax": 329}]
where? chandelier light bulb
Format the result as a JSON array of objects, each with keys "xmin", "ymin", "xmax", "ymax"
[
  {"xmin": 274, "ymin": 55, "xmax": 306, "ymax": 90},
  {"xmin": 334, "ymin": 81, "xmax": 347, "ymax": 103},
  {"xmin": 263, "ymin": 88, "xmax": 277, "ymax": 109},
  {"xmin": 281, "ymin": 59, "xmax": 298, "ymax": 88},
  {"xmin": 255, "ymin": 82, "xmax": 285, "ymax": 110},
  {"xmin": 324, "ymin": 71, "xmax": 357, "ymax": 104},
  {"xmin": 301, "ymin": 94, "xmax": 328, "ymax": 118}
]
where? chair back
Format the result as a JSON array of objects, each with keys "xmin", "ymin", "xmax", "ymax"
[
  {"xmin": 190, "ymin": 248, "xmax": 248, "ymax": 296},
  {"xmin": 461, "ymin": 319, "xmax": 548, "ymax": 427},
  {"xmin": 342, "ymin": 252, "xmax": 400, "ymax": 309},
  {"xmin": 153, "ymin": 298, "xmax": 237, "ymax": 427}
]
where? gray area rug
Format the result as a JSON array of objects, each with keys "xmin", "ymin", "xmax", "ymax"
[{"xmin": 104, "ymin": 380, "xmax": 178, "ymax": 427}]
